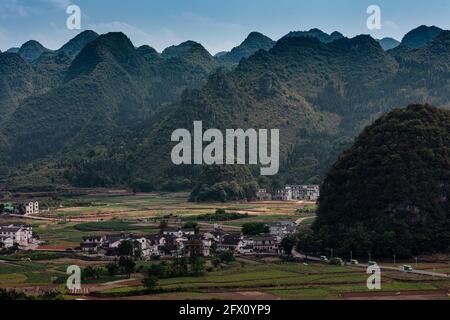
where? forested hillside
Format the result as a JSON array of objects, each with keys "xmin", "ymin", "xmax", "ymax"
[
  {"xmin": 314, "ymin": 104, "xmax": 450, "ymax": 257},
  {"xmin": 1, "ymin": 26, "xmax": 450, "ymax": 194}
]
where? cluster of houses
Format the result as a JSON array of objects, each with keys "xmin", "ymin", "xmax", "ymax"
[
  {"xmin": 257, "ymin": 185, "xmax": 320, "ymax": 202},
  {"xmin": 0, "ymin": 224, "xmax": 35, "ymax": 248},
  {"xmin": 79, "ymin": 221, "xmax": 298, "ymax": 259},
  {"xmin": 0, "ymin": 201, "xmax": 40, "ymax": 216}
]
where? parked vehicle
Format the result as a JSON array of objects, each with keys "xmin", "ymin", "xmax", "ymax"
[
  {"xmin": 368, "ymin": 261, "xmax": 377, "ymax": 266},
  {"xmin": 350, "ymin": 259, "xmax": 359, "ymax": 265},
  {"xmin": 400, "ymin": 265, "xmax": 413, "ymax": 272},
  {"xmin": 320, "ymin": 256, "xmax": 329, "ymax": 263}
]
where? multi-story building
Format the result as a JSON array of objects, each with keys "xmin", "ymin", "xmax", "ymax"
[
  {"xmin": 291, "ymin": 185, "xmax": 320, "ymax": 201},
  {"xmin": 80, "ymin": 235, "xmax": 105, "ymax": 252},
  {"xmin": 25, "ymin": 201, "xmax": 39, "ymax": 216},
  {"xmin": 0, "ymin": 225, "xmax": 33, "ymax": 247},
  {"xmin": 217, "ymin": 235, "xmax": 241, "ymax": 252},
  {"xmin": 268, "ymin": 221, "xmax": 297, "ymax": 237},
  {"xmin": 274, "ymin": 185, "xmax": 320, "ymax": 201},
  {"xmin": 163, "ymin": 229, "xmax": 196, "ymax": 238},
  {"xmin": 256, "ymin": 189, "xmax": 272, "ymax": 201},
  {"xmin": 274, "ymin": 186, "xmax": 293, "ymax": 201},
  {"xmin": 251, "ymin": 235, "xmax": 281, "ymax": 254}
]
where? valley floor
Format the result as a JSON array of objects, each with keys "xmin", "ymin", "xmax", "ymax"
[{"xmin": 0, "ymin": 191, "xmax": 449, "ymax": 300}]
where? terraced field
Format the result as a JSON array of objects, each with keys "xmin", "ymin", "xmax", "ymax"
[{"xmin": 97, "ymin": 261, "xmax": 450, "ymax": 300}]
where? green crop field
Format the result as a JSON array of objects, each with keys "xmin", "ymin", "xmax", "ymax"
[
  {"xmin": 96, "ymin": 261, "xmax": 450, "ymax": 300},
  {"xmin": 1, "ymin": 192, "xmax": 448, "ymax": 300}
]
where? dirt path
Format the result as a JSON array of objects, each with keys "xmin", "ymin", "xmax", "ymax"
[{"xmin": 295, "ymin": 216, "xmax": 316, "ymax": 225}]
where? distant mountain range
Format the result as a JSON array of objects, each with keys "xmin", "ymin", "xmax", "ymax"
[
  {"xmin": 0, "ymin": 25, "xmax": 449, "ymax": 191},
  {"xmin": 283, "ymin": 28, "xmax": 345, "ymax": 43},
  {"xmin": 216, "ymin": 32, "xmax": 275, "ymax": 67},
  {"xmin": 377, "ymin": 37, "xmax": 400, "ymax": 51}
]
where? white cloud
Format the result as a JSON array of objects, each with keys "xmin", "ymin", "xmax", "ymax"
[
  {"xmin": 42, "ymin": 0, "xmax": 72, "ymax": 9},
  {"xmin": 384, "ymin": 21, "xmax": 400, "ymax": 30},
  {"xmin": 0, "ymin": 0, "xmax": 72, "ymax": 18},
  {"xmin": 181, "ymin": 12, "xmax": 242, "ymax": 30},
  {"xmin": 89, "ymin": 21, "xmax": 181, "ymax": 52},
  {"xmin": 0, "ymin": 0, "xmax": 29, "ymax": 18},
  {"xmin": 0, "ymin": 29, "xmax": 10, "ymax": 48}
]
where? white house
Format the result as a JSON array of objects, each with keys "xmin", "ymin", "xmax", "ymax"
[
  {"xmin": 80, "ymin": 235, "xmax": 105, "ymax": 252},
  {"xmin": 274, "ymin": 185, "xmax": 320, "ymax": 201},
  {"xmin": 25, "ymin": 201, "xmax": 39, "ymax": 216},
  {"xmin": 163, "ymin": 229, "xmax": 195, "ymax": 238},
  {"xmin": 0, "ymin": 236, "xmax": 14, "ymax": 248},
  {"xmin": 0, "ymin": 225, "xmax": 33, "ymax": 246},
  {"xmin": 269, "ymin": 221, "xmax": 297, "ymax": 237}
]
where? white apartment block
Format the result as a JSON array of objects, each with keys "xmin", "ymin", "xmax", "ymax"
[
  {"xmin": 275, "ymin": 185, "xmax": 320, "ymax": 201},
  {"xmin": 0, "ymin": 225, "xmax": 33, "ymax": 247},
  {"xmin": 25, "ymin": 201, "xmax": 39, "ymax": 216}
]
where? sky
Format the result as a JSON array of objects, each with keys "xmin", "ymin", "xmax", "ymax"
[{"xmin": 1, "ymin": 0, "xmax": 450, "ymax": 54}]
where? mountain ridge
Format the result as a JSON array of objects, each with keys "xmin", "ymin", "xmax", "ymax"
[{"xmin": 2, "ymin": 26, "xmax": 450, "ymax": 191}]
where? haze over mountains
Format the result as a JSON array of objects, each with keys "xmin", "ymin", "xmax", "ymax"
[{"xmin": 0, "ymin": 25, "xmax": 449, "ymax": 191}]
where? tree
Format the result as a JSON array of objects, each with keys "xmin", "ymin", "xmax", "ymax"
[
  {"xmin": 190, "ymin": 256, "xmax": 205, "ymax": 276},
  {"xmin": 142, "ymin": 275, "xmax": 158, "ymax": 290},
  {"xmin": 159, "ymin": 220, "xmax": 169, "ymax": 234},
  {"xmin": 118, "ymin": 256, "xmax": 135, "ymax": 277},
  {"xmin": 147, "ymin": 263, "xmax": 167, "ymax": 278},
  {"xmin": 215, "ymin": 208, "xmax": 226, "ymax": 216},
  {"xmin": 0, "ymin": 289, "xmax": 29, "ymax": 300},
  {"xmin": 183, "ymin": 221, "xmax": 200, "ymax": 234},
  {"xmin": 106, "ymin": 262, "xmax": 119, "ymax": 275},
  {"xmin": 242, "ymin": 222, "xmax": 269, "ymax": 236},
  {"xmin": 281, "ymin": 235, "xmax": 297, "ymax": 255},
  {"xmin": 296, "ymin": 229, "xmax": 318, "ymax": 260},
  {"xmin": 188, "ymin": 239, "xmax": 203, "ymax": 257},
  {"xmin": 82, "ymin": 266, "xmax": 101, "ymax": 280},
  {"xmin": 117, "ymin": 240, "xmax": 134, "ymax": 256},
  {"xmin": 218, "ymin": 250, "xmax": 235, "ymax": 263},
  {"xmin": 133, "ymin": 240, "xmax": 143, "ymax": 260},
  {"xmin": 170, "ymin": 258, "xmax": 188, "ymax": 277}
]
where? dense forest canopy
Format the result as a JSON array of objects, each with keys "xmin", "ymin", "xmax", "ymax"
[
  {"xmin": 1, "ymin": 26, "xmax": 450, "ymax": 195},
  {"xmin": 314, "ymin": 104, "xmax": 450, "ymax": 258}
]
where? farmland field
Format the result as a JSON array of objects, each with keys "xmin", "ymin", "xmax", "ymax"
[
  {"xmin": 0, "ymin": 192, "xmax": 449, "ymax": 300},
  {"xmin": 94, "ymin": 261, "xmax": 450, "ymax": 300}
]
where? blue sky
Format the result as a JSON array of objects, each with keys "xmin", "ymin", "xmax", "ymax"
[{"xmin": 1, "ymin": 0, "xmax": 450, "ymax": 53}]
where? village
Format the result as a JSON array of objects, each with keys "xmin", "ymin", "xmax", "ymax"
[
  {"xmin": 0, "ymin": 185, "xmax": 319, "ymax": 258},
  {"xmin": 0, "ymin": 215, "xmax": 297, "ymax": 259},
  {"xmin": 1, "ymin": 188, "xmax": 450, "ymax": 301}
]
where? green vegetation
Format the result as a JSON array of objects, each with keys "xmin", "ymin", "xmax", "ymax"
[
  {"xmin": 216, "ymin": 32, "xmax": 275, "ymax": 68},
  {"xmin": 314, "ymin": 105, "xmax": 450, "ymax": 258},
  {"xmin": 281, "ymin": 235, "xmax": 297, "ymax": 255},
  {"xmin": 188, "ymin": 208, "xmax": 249, "ymax": 221},
  {"xmin": 189, "ymin": 165, "xmax": 259, "ymax": 202},
  {"xmin": 242, "ymin": 222, "xmax": 269, "ymax": 235},
  {"xmin": 74, "ymin": 221, "xmax": 152, "ymax": 232},
  {"xmin": 0, "ymin": 288, "xmax": 63, "ymax": 300},
  {"xmin": 295, "ymin": 204, "xmax": 317, "ymax": 214},
  {"xmin": 4, "ymin": 27, "xmax": 450, "ymax": 195}
]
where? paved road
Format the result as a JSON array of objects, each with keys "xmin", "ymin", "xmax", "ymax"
[
  {"xmin": 360, "ymin": 264, "xmax": 450, "ymax": 278},
  {"xmin": 292, "ymin": 249, "xmax": 321, "ymax": 261},
  {"xmin": 292, "ymin": 249, "xmax": 450, "ymax": 279}
]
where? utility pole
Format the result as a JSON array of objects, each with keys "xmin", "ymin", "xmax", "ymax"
[
  {"xmin": 350, "ymin": 251, "xmax": 353, "ymax": 261},
  {"xmin": 415, "ymin": 257, "xmax": 418, "ymax": 267},
  {"xmin": 368, "ymin": 252, "xmax": 371, "ymax": 262},
  {"xmin": 331, "ymin": 248, "xmax": 333, "ymax": 259},
  {"xmin": 393, "ymin": 254, "xmax": 396, "ymax": 265}
]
